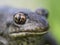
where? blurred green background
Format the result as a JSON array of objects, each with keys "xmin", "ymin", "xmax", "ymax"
[{"xmin": 0, "ymin": 0, "xmax": 60, "ymax": 45}]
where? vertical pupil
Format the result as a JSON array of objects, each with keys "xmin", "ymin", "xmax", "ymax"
[{"xmin": 17, "ymin": 15, "xmax": 21, "ymax": 21}]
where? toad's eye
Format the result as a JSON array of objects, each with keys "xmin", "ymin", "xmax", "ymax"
[{"xmin": 13, "ymin": 13, "xmax": 26, "ymax": 24}]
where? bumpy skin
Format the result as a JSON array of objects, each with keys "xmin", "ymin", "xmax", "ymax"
[{"xmin": 0, "ymin": 6, "xmax": 57, "ymax": 45}]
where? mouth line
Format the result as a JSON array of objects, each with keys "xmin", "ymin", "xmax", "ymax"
[
  {"xmin": 9, "ymin": 31, "xmax": 48, "ymax": 37},
  {"xmin": 10, "ymin": 29, "xmax": 48, "ymax": 33}
]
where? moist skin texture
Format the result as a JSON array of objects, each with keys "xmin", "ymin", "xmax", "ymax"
[{"xmin": 0, "ymin": 6, "xmax": 57, "ymax": 45}]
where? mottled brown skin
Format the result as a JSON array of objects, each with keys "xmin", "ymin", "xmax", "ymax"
[{"xmin": 0, "ymin": 6, "xmax": 57, "ymax": 45}]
